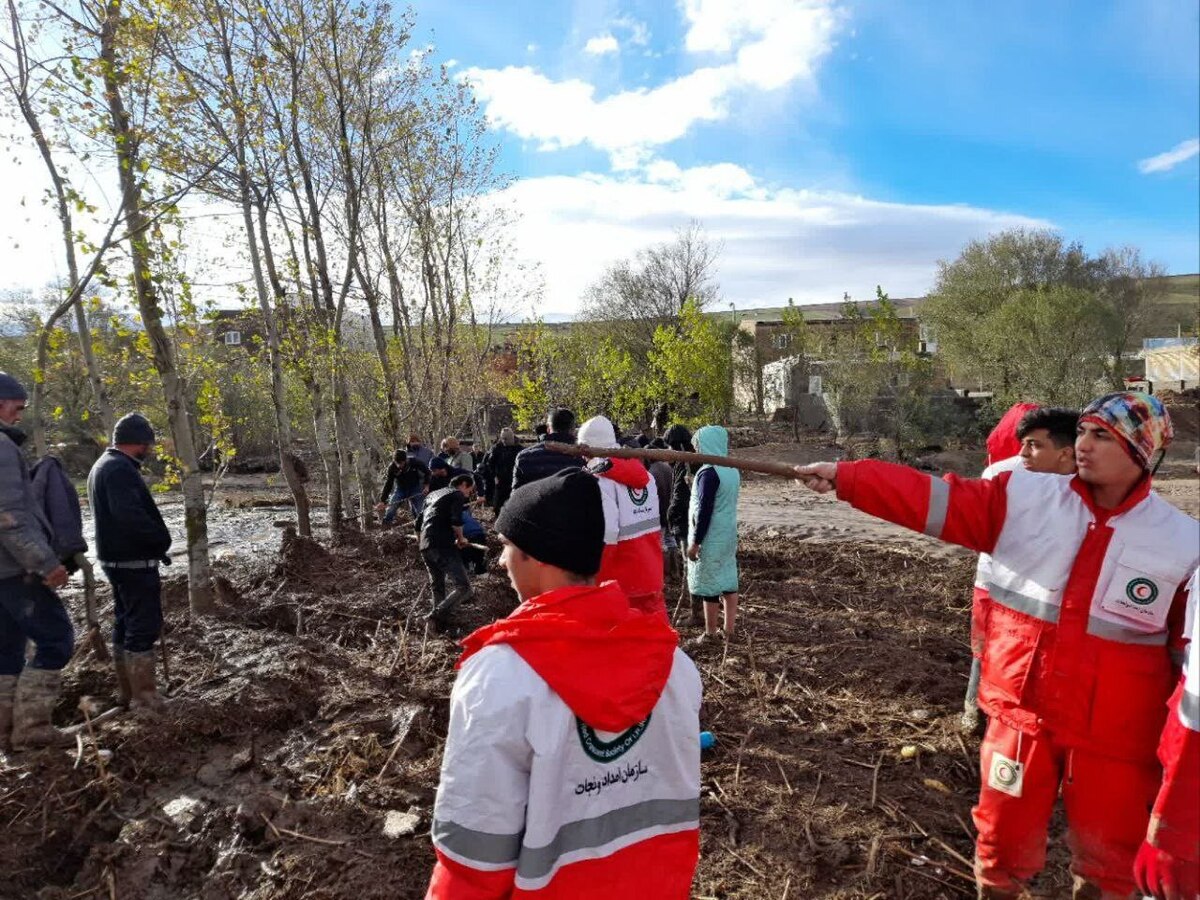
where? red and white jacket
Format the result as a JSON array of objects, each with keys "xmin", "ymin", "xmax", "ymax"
[
  {"xmin": 587, "ymin": 457, "xmax": 665, "ymax": 616},
  {"xmin": 837, "ymin": 460, "xmax": 1198, "ymax": 762},
  {"xmin": 969, "ymin": 454, "xmax": 1024, "ymax": 658},
  {"xmin": 1147, "ymin": 568, "xmax": 1199, "ymax": 861},
  {"xmin": 426, "ymin": 582, "xmax": 701, "ymax": 899}
]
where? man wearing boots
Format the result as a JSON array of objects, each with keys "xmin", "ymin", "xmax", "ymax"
[
  {"xmin": 0, "ymin": 373, "xmax": 73, "ymax": 752},
  {"xmin": 421, "ymin": 474, "xmax": 476, "ymax": 633},
  {"xmin": 88, "ymin": 413, "xmax": 172, "ymax": 710}
]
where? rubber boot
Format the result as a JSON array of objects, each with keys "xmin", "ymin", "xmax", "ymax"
[
  {"xmin": 113, "ymin": 650, "xmax": 132, "ymax": 708},
  {"xmin": 0, "ymin": 674, "xmax": 16, "ymax": 752},
  {"xmin": 961, "ymin": 657, "xmax": 983, "ymax": 733},
  {"xmin": 10, "ymin": 668, "xmax": 71, "ymax": 750},
  {"xmin": 689, "ymin": 596, "xmax": 704, "ymax": 626},
  {"xmin": 126, "ymin": 650, "xmax": 164, "ymax": 711}
]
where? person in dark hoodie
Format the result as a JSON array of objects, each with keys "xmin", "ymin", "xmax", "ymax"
[
  {"xmin": 426, "ymin": 468, "xmax": 701, "ymax": 898},
  {"xmin": 88, "ymin": 413, "xmax": 173, "ymax": 710}
]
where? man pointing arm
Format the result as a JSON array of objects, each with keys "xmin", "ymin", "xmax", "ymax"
[{"xmin": 796, "ymin": 393, "xmax": 1198, "ymax": 900}]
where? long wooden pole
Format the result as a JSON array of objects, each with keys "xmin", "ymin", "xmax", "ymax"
[{"xmin": 544, "ymin": 442, "xmax": 800, "ymax": 479}]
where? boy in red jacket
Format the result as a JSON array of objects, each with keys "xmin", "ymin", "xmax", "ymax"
[{"xmin": 426, "ymin": 469, "xmax": 701, "ymax": 899}]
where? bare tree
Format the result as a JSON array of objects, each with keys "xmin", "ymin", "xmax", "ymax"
[
  {"xmin": 1, "ymin": 0, "xmax": 116, "ymax": 453},
  {"xmin": 580, "ymin": 220, "xmax": 721, "ymax": 354}
]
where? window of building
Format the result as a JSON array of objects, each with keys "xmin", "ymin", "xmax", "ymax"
[
  {"xmin": 772, "ymin": 332, "xmax": 793, "ymax": 350},
  {"xmin": 224, "ymin": 330, "xmax": 242, "ymax": 346}
]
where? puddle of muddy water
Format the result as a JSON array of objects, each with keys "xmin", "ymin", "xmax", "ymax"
[{"xmin": 75, "ymin": 494, "xmax": 330, "ymax": 579}]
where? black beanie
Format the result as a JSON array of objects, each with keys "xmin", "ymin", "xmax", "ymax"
[
  {"xmin": 496, "ymin": 468, "xmax": 604, "ymax": 576},
  {"xmin": 113, "ymin": 412, "xmax": 156, "ymax": 445}
]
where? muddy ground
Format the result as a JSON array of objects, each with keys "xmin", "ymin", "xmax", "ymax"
[{"xmin": 3, "ymin": 443, "xmax": 1197, "ymax": 900}]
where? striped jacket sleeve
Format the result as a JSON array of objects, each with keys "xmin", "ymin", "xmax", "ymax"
[
  {"xmin": 427, "ymin": 646, "xmax": 532, "ymax": 899},
  {"xmin": 1147, "ymin": 569, "xmax": 1200, "ymax": 861},
  {"xmin": 835, "ymin": 460, "xmax": 1009, "ymax": 555}
]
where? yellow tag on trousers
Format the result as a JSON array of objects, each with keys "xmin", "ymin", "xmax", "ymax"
[{"xmin": 988, "ymin": 751, "xmax": 1024, "ymax": 798}]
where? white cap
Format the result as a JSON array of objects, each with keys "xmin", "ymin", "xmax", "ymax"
[{"xmin": 578, "ymin": 415, "xmax": 618, "ymax": 449}]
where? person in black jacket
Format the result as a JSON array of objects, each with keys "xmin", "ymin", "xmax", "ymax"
[
  {"xmin": 421, "ymin": 474, "xmax": 476, "ymax": 633},
  {"xmin": 427, "ymin": 456, "xmax": 468, "ymax": 493},
  {"xmin": 510, "ymin": 408, "xmax": 583, "ymax": 491},
  {"xmin": 480, "ymin": 427, "xmax": 521, "ymax": 513},
  {"xmin": 374, "ymin": 451, "xmax": 429, "ymax": 525},
  {"xmin": 663, "ymin": 424, "xmax": 698, "ymax": 623},
  {"xmin": 87, "ymin": 413, "xmax": 172, "ymax": 710}
]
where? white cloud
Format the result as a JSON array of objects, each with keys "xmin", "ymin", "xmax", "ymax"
[
  {"xmin": 612, "ymin": 16, "xmax": 650, "ymax": 47},
  {"xmin": 462, "ymin": 65, "xmax": 733, "ymax": 166},
  {"xmin": 682, "ymin": 0, "xmax": 841, "ymax": 89},
  {"xmin": 526, "ymin": 43, "xmax": 538, "ymax": 53},
  {"xmin": 584, "ymin": 33, "xmax": 619, "ymax": 55},
  {"xmin": 464, "ymin": 1, "xmax": 842, "ymax": 165},
  {"xmin": 1138, "ymin": 138, "xmax": 1200, "ymax": 174},
  {"xmin": 490, "ymin": 164, "xmax": 1051, "ymax": 315}
]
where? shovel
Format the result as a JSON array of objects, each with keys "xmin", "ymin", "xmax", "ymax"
[{"xmin": 73, "ymin": 552, "xmax": 111, "ymax": 662}]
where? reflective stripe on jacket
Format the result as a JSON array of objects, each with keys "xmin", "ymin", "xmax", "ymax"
[
  {"xmin": 971, "ymin": 455, "xmax": 1028, "ymax": 657},
  {"xmin": 837, "ymin": 460, "xmax": 1198, "ymax": 762},
  {"xmin": 428, "ymin": 643, "xmax": 701, "ymax": 897}
]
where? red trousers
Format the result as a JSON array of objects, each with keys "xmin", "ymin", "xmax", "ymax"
[{"xmin": 973, "ymin": 718, "xmax": 1161, "ymax": 897}]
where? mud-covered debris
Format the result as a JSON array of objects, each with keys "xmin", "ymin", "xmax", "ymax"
[
  {"xmin": 392, "ymin": 701, "xmax": 426, "ymax": 749},
  {"xmin": 163, "ymin": 795, "xmax": 206, "ymax": 829},
  {"xmin": 383, "ymin": 809, "xmax": 422, "ymax": 838}
]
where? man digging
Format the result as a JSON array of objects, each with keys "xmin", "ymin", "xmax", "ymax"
[{"xmin": 420, "ymin": 474, "xmax": 477, "ymax": 634}]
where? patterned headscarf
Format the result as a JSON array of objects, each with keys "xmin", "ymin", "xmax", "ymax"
[{"xmin": 1080, "ymin": 392, "xmax": 1173, "ymax": 470}]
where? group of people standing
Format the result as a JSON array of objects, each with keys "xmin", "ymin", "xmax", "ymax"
[{"xmin": 404, "ymin": 406, "xmax": 745, "ymax": 643}]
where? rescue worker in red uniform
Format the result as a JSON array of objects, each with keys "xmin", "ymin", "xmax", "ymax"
[
  {"xmin": 964, "ymin": 405, "xmax": 1079, "ymax": 732},
  {"xmin": 1135, "ymin": 566, "xmax": 1199, "ymax": 900},
  {"xmin": 795, "ymin": 393, "xmax": 1198, "ymax": 899},
  {"xmin": 576, "ymin": 416, "xmax": 665, "ymax": 617}
]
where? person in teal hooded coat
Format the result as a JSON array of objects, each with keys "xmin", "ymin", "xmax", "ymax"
[{"xmin": 686, "ymin": 425, "xmax": 740, "ymax": 644}]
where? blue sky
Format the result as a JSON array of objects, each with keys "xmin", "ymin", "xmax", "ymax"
[
  {"xmin": 1, "ymin": 1, "xmax": 1196, "ymax": 316},
  {"xmin": 401, "ymin": 0, "xmax": 1199, "ymax": 314}
]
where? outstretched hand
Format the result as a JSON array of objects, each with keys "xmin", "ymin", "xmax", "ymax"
[{"xmin": 794, "ymin": 462, "xmax": 838, "ymax": 494}]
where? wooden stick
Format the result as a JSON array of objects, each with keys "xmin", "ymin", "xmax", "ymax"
[{"xmin": 544, "ymin": 442, "xmax": 803, "ymax": 480}]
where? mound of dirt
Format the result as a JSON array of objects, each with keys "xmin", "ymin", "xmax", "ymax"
[
  {"xmin": 1159, "ymin": 388, "xmax": 1200, "ymax": 443},
  {"xmin": 4, "ymin": 525, "xmax": 1070, "ymax": 899}
]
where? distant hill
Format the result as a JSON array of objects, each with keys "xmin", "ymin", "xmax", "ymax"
[{"xmin": 1144, "ymin": 273, "xmax": 1200, "ymax": 340}]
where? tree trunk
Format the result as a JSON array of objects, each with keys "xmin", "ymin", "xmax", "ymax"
[
  {"xmin": 100, "ymin": 1, "xmax": 213, "ymax": 615},
  {"xmin": 6, "ymin": 0, "xmax": 115, "ymax": 451},
  {"xmin": 219, "ymin": 30, "xmax": 311, "ymax": 537}
]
